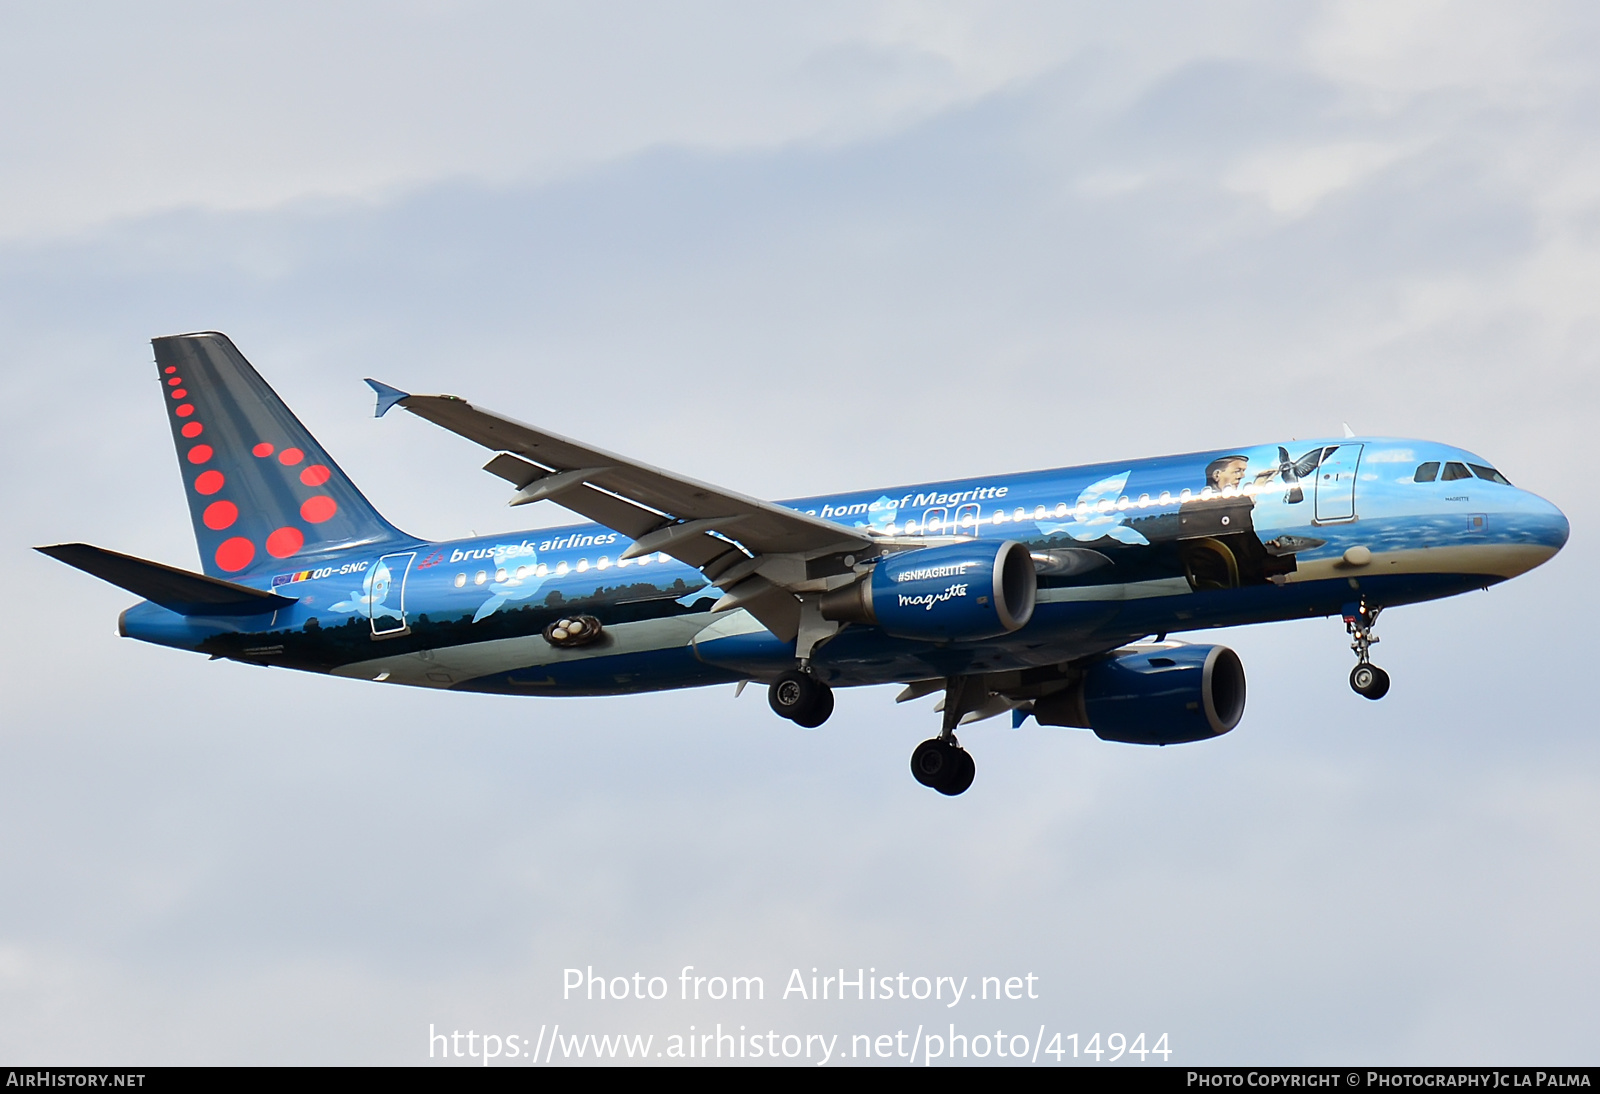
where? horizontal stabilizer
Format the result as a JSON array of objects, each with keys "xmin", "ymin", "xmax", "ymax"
[{"xmin": 36, "ymin": 543, "xmax": 297, "ymax": 617}]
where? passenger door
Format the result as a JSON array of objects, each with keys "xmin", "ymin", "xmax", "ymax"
[
  {"xmin": 1314, "ymin": 445, "xmax": 1362, "ymax": 524},
  {"xmin": 371, "ymin": 551, "xmax": 416, "ymax": 638}
]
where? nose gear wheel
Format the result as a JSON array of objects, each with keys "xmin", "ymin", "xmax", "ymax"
[
  {"xmin": 1350, "ymin": 663, "xmax": 1391, "ymax": 700},
  {"xmin": 1343, "ymin": 599, "xmax": 1389, "ymax": 700}
]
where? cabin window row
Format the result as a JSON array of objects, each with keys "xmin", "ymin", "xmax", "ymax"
[
  {"xmin": 452, "ymin": 551, "xmax": 673, "ymax": 588},
  {"xmin": 446, "ymin": 481, "xmax": 1280, "ymax": 587},
  {"xmin": 901, "ymin": 486, "xmax": 1235, "ymax": 536}
]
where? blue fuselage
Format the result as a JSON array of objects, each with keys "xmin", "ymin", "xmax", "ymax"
[{"xmin": 119, "ymin": 436, "xmax": 1569, "ymax": 696}]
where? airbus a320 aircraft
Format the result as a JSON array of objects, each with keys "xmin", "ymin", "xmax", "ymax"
[{"xmin": 41, "ymin": 334, "xmax": 1569, "ymax": 795}]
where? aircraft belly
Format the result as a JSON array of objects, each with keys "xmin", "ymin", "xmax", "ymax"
[
  {"xmin": 1035, "ymin": 577, "xmax": 1194, "ymax": 603},
  {"xmin": 331, "ymin": 614, "xmax": 717, "ymax": 689},
  {"xmin": 689, "ymin": 609, "xmax": 795, "ymax": 677},
  {"xmin": 1287, "ymin": 543, "xmax": 1560, "ymax": 583}
]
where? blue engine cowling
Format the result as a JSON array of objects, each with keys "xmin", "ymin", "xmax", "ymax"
[
  {"xmin": 819, "ymin": 539, "xmax": 1036, "ymax": 642},
  {"xmin": 1032, "ymin": 644, "xmax": 1246, "ymax": 744}
]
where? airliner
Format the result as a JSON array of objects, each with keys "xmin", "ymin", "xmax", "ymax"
[{"xmin": 39, "ymin": 334, "xmax": 1569, "ymax": 795}]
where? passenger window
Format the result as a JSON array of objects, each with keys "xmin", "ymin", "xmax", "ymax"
[
  {"xmin": 1441, "ymin": 462, "xmax": 1472, "ymax": 482},
  {"xmin": 1414, "ymin": 462, "xmax": 1440, "ymax": 483},
  {"xmin": 1469, "ymin": 464, "xmax": 1512, "ymax": 485}
]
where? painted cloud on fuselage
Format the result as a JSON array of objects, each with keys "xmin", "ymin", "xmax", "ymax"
[
  {"xmin": 329, "ymin": 559, "xmax": 401, "ymax": 621},
  {"xmin": 1038, "ymin": 471, "xmax": 1149, "ymax": 545}
]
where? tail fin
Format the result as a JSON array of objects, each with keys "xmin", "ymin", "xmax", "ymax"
[{"xmin": 152, "ymin": 332, "xmax": 407, "ymax": 577}]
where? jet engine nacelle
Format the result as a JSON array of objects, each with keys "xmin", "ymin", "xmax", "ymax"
[
  {"xmin": 1033, "ymin": 644, "xmax": 1246, "ymax": 745},
  {"xmin": 819, "ymin": 539, "xmax": 1037, "ymax": 642}
]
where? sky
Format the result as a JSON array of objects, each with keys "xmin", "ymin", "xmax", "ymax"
[{"xmin": 2, "ymin": 1, "xmax": 1597, "ymax": 1066}]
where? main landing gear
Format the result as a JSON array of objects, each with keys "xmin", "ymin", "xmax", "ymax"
[
  {"xmin": 910, "ymin": 737, "xmax": 975, "ymax": 797},
  {"xmin": 910, "ymin": 675, "xmax": 980, "ymax": 796},
  {"xmin": 1344, "ymin": 599, "xmax": 1391, "ymax": 700},
  {"xmin": 768, "ymin": 669, "xmax": 834, "ymax": 728},
  {"xmin": 766, "ymin": 669, "xmax": 979, "ymax": 795}
]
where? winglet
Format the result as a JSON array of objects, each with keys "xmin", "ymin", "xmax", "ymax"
[{"xmin": 365, "ymin": 378, "xmax": 411, "ymax": 418}]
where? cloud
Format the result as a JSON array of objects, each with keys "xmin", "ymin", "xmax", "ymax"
[{"xmin": 1224, "ymin": 140, "xmax": 1416, "ymax": 217}]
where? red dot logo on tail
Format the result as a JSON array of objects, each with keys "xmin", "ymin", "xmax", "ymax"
[
  {"xmin": 195, "ymin": 470, "xmax": 225, "ymax": 495},
  {"xmin": 167, "ymin": 377, "xmax": 182, "ymax": 387},
  {"xmin": 203, "ymin": 501, "xmax": 238, "ymax": 530},
  {"xmin": 266, "ymin": 527, "xmax": 305, "ymax": 558},
  {"xmin": 187, "ymin": 445, "xmax": 213, "ymax": 464},
  {"xmin": 300, "ymin": 465, "xmax": 331, "ymax": 487},
  {"xmin": 301, "ymin": 496, "xmax": 337, "ymax": 523},
  {"xmin": 215, "ymin": 537, "xmax": 255, "ymax": 572},
  {"xmin": 171, "ymin": 389, "xmax": 187, "ymax": 399},
  {"xmin": 279, "ymin": 448, "xmax": 304, "ymax": 466},
  {"xmin": 181, "ymin": 422, "xmax": 203, "ymax": 438},
  {"xmin": 163, "ymin": 366, "xmax": 176, "ymax": 375},
  {"xmin": 176, "ymin": 404, "xmax": 194, "ymax": 417}
]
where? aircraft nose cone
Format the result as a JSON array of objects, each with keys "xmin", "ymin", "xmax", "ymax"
[
  {"xmin": 1520, "ymin": 490, "xmax": 1569, "ymax": 556},
  {"xmin": 1548, "ymin": 500, "xmax": 1571, "ymax": 553}
]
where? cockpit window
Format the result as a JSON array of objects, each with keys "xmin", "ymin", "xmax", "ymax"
[
  {"xmin": 1441, "ymin": 462, "xmax": 1473, "ymax": 482},
  {"xmin": 1414, "ymin": 462, "xmax": 1440, "ymax": 483},
  {"xmin": 1469, "ymin": 463, "xmax": 1512, "ymax": 485}
]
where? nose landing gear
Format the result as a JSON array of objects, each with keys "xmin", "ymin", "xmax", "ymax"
[{"xmin": 1344, "ymin": 600, "xmax": 1390, "ymax": 700}]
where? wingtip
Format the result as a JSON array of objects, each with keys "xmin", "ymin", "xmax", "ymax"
[{"xmin": 364, "ymin": 378, "xmax": 411, "ymax": 418}]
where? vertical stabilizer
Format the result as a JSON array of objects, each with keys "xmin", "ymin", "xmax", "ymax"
[{"xmin": 152, "ymin": 332, "xmax": 407, "ymax": 577}]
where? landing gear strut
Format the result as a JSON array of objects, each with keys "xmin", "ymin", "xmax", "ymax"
[
  {"xmin": 1344, "ymin": 600, "xmax": 1390, "ymax": 700},
  {"xmin": 768, "ymin": 669, "xmax": 834, "ymax": 728},
  {"xmin": 910, "ymin": 675, "xmax": 980, "ymax": 796}
]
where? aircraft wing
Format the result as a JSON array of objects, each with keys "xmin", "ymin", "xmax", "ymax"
[{"xmin": 369, "ymin": 382, "xmax": 873, "ymax": 641}]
